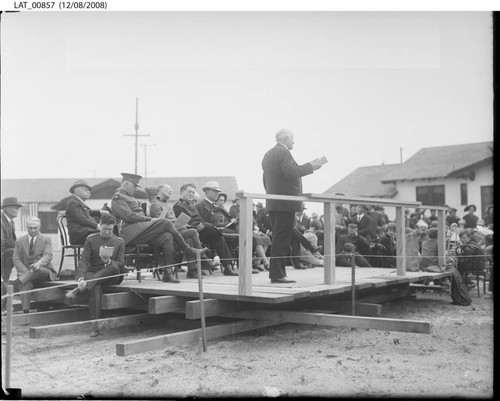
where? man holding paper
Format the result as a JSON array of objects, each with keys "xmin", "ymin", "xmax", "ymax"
[
  {"xmin": 262, "ymin": 129, "xmax": 327, "ymax": 283},
  {"xmin": 65, "ymin": 214, "xmax": 126, "ymax": 333},
  {"xmin": 110, "ymin": 173, "xmax": 207, "ymax": 283},
  {"xmin": 150, "ymin": 184, "xmax": 219, "ymax": 278}
]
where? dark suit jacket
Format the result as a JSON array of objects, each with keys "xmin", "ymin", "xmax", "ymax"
[
  {"xmin": 13, "ymin": 234, "xmax": 57, "ymax": 280},
  {"xmin": 65, "ymin": 196, "xmax": 99, "ymax": 245},
  {"xmin": 354, "ymin": 214, "xmax": 377, "ymax": 241},
  {"xmin": 1, "ymin": 213, "xmax": 16, "ymax": 255},
  {"xmin": 195, "ymin": 199, "xmax": 233, "ymax": 228},
  {"xmin": 262, "ymin": 144, "xmax": 314, "ymax": 212}
]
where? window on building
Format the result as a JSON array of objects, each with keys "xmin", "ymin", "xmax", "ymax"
[
  {"xmin": 416, "ymin": 185, "xmax": 445, "ymax": 206},
  {"xmin": 460, "ymin": 183, "xmax": 468, "ymax": 205}
]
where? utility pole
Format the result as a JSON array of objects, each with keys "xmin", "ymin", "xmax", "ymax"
[
  {"xmin": 124, "ymin": 97, "xmax": 149, "ymax": 175},
  {"xmin": 400, "ymin": 147, "xmax": 403, "ymax": 164},
  {"xmin": 140, "ymin": 143, "xmax": 156, "ymax": 178}
]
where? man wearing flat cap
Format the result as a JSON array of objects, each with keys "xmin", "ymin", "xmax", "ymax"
[
  {"xmin": 463, "ymin": 204, "xmax": 479, "ymax": 229},
  {"xmin": 1, "ymin": 197, "xmax": 22, "ymax": 312},
  {"xmin": 110, "ymin": 173, "xmax": 206, "ymax": 283},
  {"xmin": 65, "ymin": 179, "xmax": 101, "ymax": 245}
]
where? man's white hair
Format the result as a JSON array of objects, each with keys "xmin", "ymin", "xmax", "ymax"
[
  {"xmin": 275, "ymin": 129, "xmax": 293, "ymax": 143},
  {"xmin": 158, "ymin": 184, "xmax": 172, "ymax": 192}
]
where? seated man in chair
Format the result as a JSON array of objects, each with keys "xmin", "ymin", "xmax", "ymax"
[
  {"xmin": 149, "ymin": 184, "xmax": 219, "ymax": 278},
  {"xmin": 13, "ymin": 217, "xmax": 57, "ymax": 313},
  {"xmin": 110, "ymin": 173, "xmax": 207, "ymax": 283},
  {"xmin": 174, "ymin": 183, "xmax": 238, "ymax": 276},
  {"xmin": 65, "ymin": 179, "xmax": 100, "ymax": 245},
  {"xmin": 65, "ymin": 214, "xmax": 129, "ymax": 337}
]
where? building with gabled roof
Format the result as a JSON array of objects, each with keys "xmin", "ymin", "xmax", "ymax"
[{"xmin": 324, "ymin": 141, "xmax": 493, "ymax": 218}]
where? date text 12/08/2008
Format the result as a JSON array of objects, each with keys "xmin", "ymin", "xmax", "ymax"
[{"xmin": 13, "ymin": 1, "xmax": 107, "ymax": 9}]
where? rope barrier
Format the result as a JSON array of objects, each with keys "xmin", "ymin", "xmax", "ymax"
[{"xmin": 1, "ymin": 251, "xmax": 491, "ymax": 301}]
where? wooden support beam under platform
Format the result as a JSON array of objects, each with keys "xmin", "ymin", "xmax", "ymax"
[
  {"xmin": 29, "ymin": 312, "xmax": 158, "ymax": 339},
  {"xmin": 101, "ymin": 292, "xmax": 149, "ymax": 311},
  {"xmin": 8, "ymin": 307, "xmax": 88, "ymax": 327},
  {"xmin": 221, "ymin": 309, "xmax": 431, "ymax": 334},
  {"xmin": 148, "ymin": 295, "xmax": 186, "ymax": 314},
  {"xmin": 116, "ymin": 319, "xmax": 279, "ymax": 356},
  {"xmin": 32, "ymin": 287, "xmax": 66, "ymax": 303}
]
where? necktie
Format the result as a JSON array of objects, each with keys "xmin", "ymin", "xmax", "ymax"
[
  {"xmin": 29, "ymin": 237, "xmax": 35, "ymax": 260},
  {"xmin": 358, "ymin": 215, "xmax": 361, "ymax": 223},
  {"xmin": 11, "ymin": 219, "xmax": 15, "ymax": 233}
]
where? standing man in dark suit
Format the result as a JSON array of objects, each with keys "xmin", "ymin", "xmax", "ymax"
[
  {"xmin": 262, "ymin": 129, "xmax": 327, "ymax": 283},
  {"xmin": 13, "ymin": 217, "xmax": 57, "ymax": 313},
  {"xmin": 65, "ymin": 179, "xmax": 100, "ymax": 245},
  {"xmin": 1, "ymin": 197, "xmax": 22, "ymax": 312}
]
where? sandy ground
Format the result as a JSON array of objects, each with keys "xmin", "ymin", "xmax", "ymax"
[{"xmin": 1, "ymin": 285, "xmax": 493, "ymax": 399}]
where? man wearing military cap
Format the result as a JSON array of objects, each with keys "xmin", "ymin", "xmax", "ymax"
[
  {"xmin": 1, "ymin": 197, "xmax": 22, "ymax": 312},
  {"xmin": 110, "ymin": 173, "xmax": 207, "ymax": 283},
  {"xmin": 65, "ymin": 179, "xmax": 101, "ymax": 245}
]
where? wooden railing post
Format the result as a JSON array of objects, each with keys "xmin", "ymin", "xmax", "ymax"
[
  {"xmin": 395, "ymin": 206, "xmax": 406, "ymax": 276},
  {"xmin": 323, "ymin": 201, "xmax": 336, "ymax": 284},
  {"xmin": 238, "ymin": 195, "xmax": 253, "ymax": 295},
  {"xmin": 437, "ymin": 209, "xmax": 446, "ymax": 268}
]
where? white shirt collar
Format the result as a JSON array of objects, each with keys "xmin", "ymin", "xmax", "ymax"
[
  {"xmin": 278, "ymin": 142, "xmax": 289, "ymax": 150},
  {"xmin": 29, "ymin": 235, "xmax": 38, "ymax": 244},
  {"xmin": 74, "ymin": 195, "xmax": 86, "ymax": 203}
]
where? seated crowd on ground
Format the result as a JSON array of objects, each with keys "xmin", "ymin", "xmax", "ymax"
[{"xmin": 1, "ymin": 182, "xmax": 493, "ymax": 319}]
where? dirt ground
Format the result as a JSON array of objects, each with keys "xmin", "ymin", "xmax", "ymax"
[{"xmin": 1, "ymin": 286, "xmax": 493, "ymax": 399}]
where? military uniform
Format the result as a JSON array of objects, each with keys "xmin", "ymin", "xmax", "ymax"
[{"xmin": 110, "ymin": 188, "xmax": 195, "ymax": 278}]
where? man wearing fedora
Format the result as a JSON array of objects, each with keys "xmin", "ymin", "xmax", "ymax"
[
  {"xmin": 463, "ymin": 204, "xmax": 479, "ymax": 229},
  {"xmin": 65, "ymin": 179, "xmax": 101, "ymax": 245},
  {"xmin": 110, "ymin": 173, "xmax": 206, "ymax": 283},
  {"xmin": 1, "ymin": 196, "xmax": 22, "ymax": 311},
  {"xmin": 174, "ymin": 183, "xmax": 238, "ymax": 276},
  {"xmin": 196, "ymin": 181, "xmax": 236, "ymax": 233},
  {"xmin": 13, "ymin": 217, "xmax": 57, "ymax": 313},
  {"xmin": 262, "ymin": 129, "xmax": 327, "ymax": 283}
]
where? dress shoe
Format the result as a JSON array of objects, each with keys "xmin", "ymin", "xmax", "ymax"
[
  {"xmin": 186, "ymin": 271, "xmax": 206, "ymax": 279},
  {"xmin": 89, "ymin": 330, "xmax": 99, "ymax": 338},
  {"xmin": 293, "ymin": 263, "xmax": 308, "ymax": 270},
  {"xmin": 255, "ymin": 265, "xmax": 265, "ymax": 272},
  {"xmin": 252, "ymin": 269, "xmax": 260, "ymax": 274},
  {"xmin": 162, "ymin": 273, "xmax": 180, "ymax": 283},
  {"xmin": 223, "ymin": 267, "xmax": 238, "ymax": 276},
  {"xmin": 271, "ymin": 277, "xmax": 297, "ymax": 284}
]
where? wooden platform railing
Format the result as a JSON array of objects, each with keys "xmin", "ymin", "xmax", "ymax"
[{"xmin": 236, "ymin": 192, "xmax": 448, "ymax": 296}]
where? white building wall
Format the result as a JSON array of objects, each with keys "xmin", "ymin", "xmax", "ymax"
[{"xmin": 391, "ymin": 164, "xmax": 493, "ymax": 217}]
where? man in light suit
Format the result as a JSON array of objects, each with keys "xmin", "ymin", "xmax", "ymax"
[
  {"xmin": 65, "ymin": 179, "xmax": 100, "ymax": 245},
  {"xmin": 13, "ymin": 217, "xmax": 57, "ymax": 313},
  {"xmin": 262, "ymin": 129, "xmax": 327, "ymax": 283},
  {"xmin": 1, "ymin": 197, "xmax": 22, "ymax": 312}
]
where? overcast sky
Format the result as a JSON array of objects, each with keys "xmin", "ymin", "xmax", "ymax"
[{"xmin": 0, "ymin": 11, "xmax": 493, "ymax": 202}]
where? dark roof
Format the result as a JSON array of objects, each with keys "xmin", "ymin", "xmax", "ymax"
[
  {"xmin": 1, "ymin": 176, "xmax": 239, "ymax": 205},
  {"xmin": 381, "ymin": 141, "xmax": 493, "ymax": 182},
  {"xmin": 323, "ymin": 164, "xmax": 399, "ymax": 198}
]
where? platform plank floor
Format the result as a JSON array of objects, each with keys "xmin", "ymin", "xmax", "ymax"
[{"xmin": 49, "ymin": 266, "xmax": 450, "ymax": 304}]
